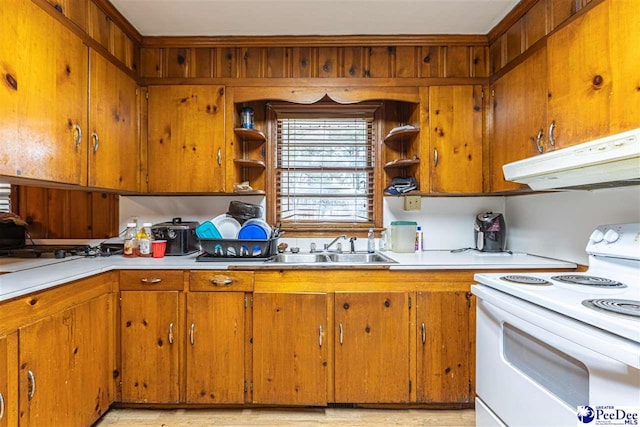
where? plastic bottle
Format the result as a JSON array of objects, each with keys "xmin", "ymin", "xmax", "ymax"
[
  {"xmin": 367, "ymin": 228, "xmax": 375, "ymax": 253},
  {"xmin": 379, "ymin": 229, "xmax": 388, "ymax": 252},
  {"xmin": 138, "ymin": 223, "xmax": 153, "ymax": 257},
  {"xmin": 415, "ymin": 226, "xmax": 423, "ymax": 252},
  {"xmin": 123, "ymin": 223, "xmax": 138, "ymax": 258}
]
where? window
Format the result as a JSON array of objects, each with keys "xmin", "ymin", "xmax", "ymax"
[
  {"xmin": 272, "ymin": 103, "xmax": 380, "ymax": 231},
  {"xmin": 0, "ymin": 183, "xmax": 10, "ymax": 213}
]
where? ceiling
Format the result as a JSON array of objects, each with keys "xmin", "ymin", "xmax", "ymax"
[{"xmin": 110, "ymin": 0, "xmax": 521, "ymax": 37}]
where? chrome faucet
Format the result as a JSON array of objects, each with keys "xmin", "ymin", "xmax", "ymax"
[
  {"xmin": 324, "ymin": 235, "xmax": 347, "ymax": 252},
  {"xmin": 349, "ymin": 236, "xmax": 357, "ymax": 253}
]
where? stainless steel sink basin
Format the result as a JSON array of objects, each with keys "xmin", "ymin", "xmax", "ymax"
[{"xmin": 268, "ymin": 252, "xmax": 396, "ymax": 264}]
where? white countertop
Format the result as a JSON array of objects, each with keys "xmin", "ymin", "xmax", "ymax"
[{"xmin": 0, "ymin": 250, "xmax": 576, "ymax": 303}]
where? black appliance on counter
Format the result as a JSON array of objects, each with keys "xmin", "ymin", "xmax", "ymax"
[
  {"xmin": 151, "ymin": 217, "xmax": 200, "ymax": 255},
  {"xmin": 474, "ymin": 212, "xmax": 506, "ymax": 252}
]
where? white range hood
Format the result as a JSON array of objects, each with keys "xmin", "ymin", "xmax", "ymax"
[{"xmin": 502, "ymin": 128, "xmax": 640, "ymax": 190}]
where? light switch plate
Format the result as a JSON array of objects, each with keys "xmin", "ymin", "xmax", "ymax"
[{"xmin": 403, "ymin": 195, "xmax": 421, "ymax": 211}]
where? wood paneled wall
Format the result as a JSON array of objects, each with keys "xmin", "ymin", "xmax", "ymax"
[
  {"xmin": 140, "ymin": 43, "xmax": 490, "ymax": 80},
  {"xmin": 489, "ymin": 0, "xmax": 599, "ymax": 77},
  {"xmin": 15, "ymin": 186, "xmax": 119, "ymax": 239}
]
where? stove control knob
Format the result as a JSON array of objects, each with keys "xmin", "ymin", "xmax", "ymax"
[
  {"xmin": 603, "ymin": 229, "xmax": 620, "ymax": 244},
  {"xmin": 589, "ymin": 229, "xmax": 604, "ymax": 243}
]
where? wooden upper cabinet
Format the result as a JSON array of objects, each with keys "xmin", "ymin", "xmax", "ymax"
[
  {"xmin": 547, "ymin": 0, "xmax": 611, "ymax": 148},
  {"xmin": 334, "ymin": 292, "xmax": 410, "ymax": 403},
  {"xmin": 89, "ymin": 50, "xmax": 140, "ymax": 191},
  {"xmin": 252, "ymin": 292, "xmax": 328, "ymax": 405},
  {"xmin": 490, "ymin": 47, "xmax": 548, "ymax": 192},
  {"xmin": 428, "ymin": 85, "xmax": 483, "ymax": 193},
  {"xmin": 609, "ymin": 0, "xmax": 640, "ymax": 135},
  {"xmin": 185, "ymin": 292, "xmax": 246, "ymax": 404},
  {"xmin": 45, "ymin": 0, "xmax": 88, "ymax": 31},
  {"xmin": 0, "ymin": 0, "xmax": 87, "ymax": 185},
  {"xmin": 120, "ymin": 291, "xmax": 182, "ymax": 403},
  {"xmin": 147, "ymin": 85, "xmax": 226, "ymax": 192},
  {"xmin": 18, "ymin": 294, "xmax": 113, "ymax": 427},
  {"xmin": 416, "ymin": 290, "xmax": 472, "ymax": 403}
]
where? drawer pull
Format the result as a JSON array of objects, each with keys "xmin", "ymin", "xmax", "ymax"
[
  {"xmin": 535, "ymin": 129, "xmax": 544, "ymax": 153},
  {"xmin": 92, "ymin": 131, "xmax": 99, "ymax": 153},
  {"xmin": 319, "ymin": 325, "xmax": 323, "ymax": 348},
  {"xmin": 210, "ymin": 275, "xmax": 233, "ymax": 286},
  {"xmin": 73, "ymin": 124, "xmax": 82, "ymax": 148},
  {"xmin": 421, "ymin": 322, "xmax": 426, "ymax": 344},
  {"xmin": 190, "ymin": 323, "xmax": 195, "ymax": 345},
  {"xmin": 339, "ymin": 322, "xmax": 344, "ymax": 345},
  {"xmin": 27, "ymin": 370, "xmax": 36, "ymax": 400},
  {"xmin": 168, "ymin": 322, "xmax": 174, "ymax": 344},
  {"xmin": 140, "ymin": 277, "xmax": 162, "ymax": 284},
  {"xmin": 548, "ymin": 120, "xmax": 556, "ymax": 147}
]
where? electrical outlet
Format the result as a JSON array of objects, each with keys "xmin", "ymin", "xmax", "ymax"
[{"xmin": 403, "ymin": 195, "xmax": 421, "ymax": 211}]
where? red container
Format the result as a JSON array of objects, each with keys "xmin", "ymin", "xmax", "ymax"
[{"xmin": 152, "ymin": 240, "xmax": 167, "ymax": 258}]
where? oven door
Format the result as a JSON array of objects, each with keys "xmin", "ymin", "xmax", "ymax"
[{"xmin": 473, "ymin": 284, "xmax": 640, "ymax": 427}]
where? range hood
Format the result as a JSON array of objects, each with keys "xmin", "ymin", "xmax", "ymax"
[{"xmin": 502, "ymin": 128, "xmax": 640, "ymax": 190}]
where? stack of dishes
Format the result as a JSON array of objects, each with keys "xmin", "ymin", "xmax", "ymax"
[
  {"xmin": 196, "ymin": 215, "xmax": 271, "ymax": 240},
  {"xmin": 237, "ymin": 218, "xmax": 272, "ymax": 240}
]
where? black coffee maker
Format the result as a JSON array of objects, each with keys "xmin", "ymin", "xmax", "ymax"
[{"xmin": 474, "ymin": 212, "xmax": 506, "ymax": 252}]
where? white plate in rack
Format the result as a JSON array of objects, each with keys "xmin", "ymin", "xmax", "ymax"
[{"xmin": 211, "ymin": 214, "xmax": 241, "ymax": 239}]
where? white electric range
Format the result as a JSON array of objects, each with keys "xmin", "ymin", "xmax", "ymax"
[{"xmin": 472, "ymin": 223, "xmax": 640, "ymax": 427}]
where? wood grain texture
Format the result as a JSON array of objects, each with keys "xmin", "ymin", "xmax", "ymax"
[
  {"xmin": 44, "ymin": 0, "xmax": 88, "ymax": 31},
  {"xmin": 0, "ymin": 333, "xmax": 18, "ymax": 427},
  {"xmin": 185, "ymin": 293, "xmax": 246, "ymax": 403},
  {"xmin": 252, "ymin": 292, "xmax": 328, "ymax": 405},
  {"xmin": 18, "ymin": 294, "xmax": 113, "ymax": 427},
  {"xmin": 120, "ymin": 291, "xmax": 182, "ymax": 403},
  {"xmin": 147, "ymin": 85, "xmax": 226, "ymax": 192},
  {"xmin": 119, "ymin": 271, "xmax": 185, "ymax": 291},
  {"xmin": 189, "ymin": 271, "xmax": 254, "ymax": 292},
  {"xmin": 428, "ymin": 85, "xmax": 483, "ymax": 194},
  {"xmin": 334, "ymin": 292, "xmax": 410, "ymax": 403},
  {"xmin": 416, "ymin": 291, "xmax": 471, "ymax": 403},
  {"xmin": 89, "ymin": 50, "xmax": 140, "ymax": 191}
]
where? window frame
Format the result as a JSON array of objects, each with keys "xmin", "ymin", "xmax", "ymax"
[{"xmin": 267, "ymin": 101, "xmax": 384, "ymax": 236}]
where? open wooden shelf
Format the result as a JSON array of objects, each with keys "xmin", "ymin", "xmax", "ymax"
[
  {"xmin": 383, "ymin": 126, "xmax": 420, "ymax": 144},
  {"xmin": 383, "ymin": 158, "xmax": 420, "ymax": 170},
  {"xmin": 233, "ymin": 159, "xmax": 266, "ymax": 169},
  {"xmin": 234, "ymin": 127, "xmax": 267, "ymax": 142}
]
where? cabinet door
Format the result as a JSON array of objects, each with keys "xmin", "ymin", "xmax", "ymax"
[
  {"xmin": 120, "ymin": 291, "xmax": 181, "ymax": 403},
  {"xmin": 89, "ymin": 50, "xmax": 140, "ymax": 191},
  {"xmin": 186, "ymin": 292, "xmax": 246, "ymax": 403},
  {"xmin": 429, "ymin": 85, "xmax": 483, "ymax": 193},
  {"xmin": 490, "ymin": 47, "xmax": 547, "ymax": 192},
  {"xmin": 45, "ymin": 0, "xmax": 88, "ymax": 31},
  {"xmin": 334, "ymin": 292, "xmax": 410, "ymax": 403},
  {"xmin": 416, "ymin": 291, "xmax": 471, "ymax": 403},
  {"xmin": 253, "ymin": 292, "xmax": 328, "ymax": 405},
  {"xmin": 19, "ymin": 294, "xmax": 113, "ymax": 427},
  {"xmin": 0, "ymin": 0, "xmax": 87, "ymax": 184},
  {"xmin": 0, "ymin": 333, "xmax": 18, "ymax": 427},
  {"xmin": 547, "ymin": 1, "xmax": 611, "ymax": 148},
  {"xmin": 609, "ymin": 0, "xmax": 640, "ymax": 134},
  {"xmin": 147, "ymin": 85, "xmax": 226, "ymax": 192}
]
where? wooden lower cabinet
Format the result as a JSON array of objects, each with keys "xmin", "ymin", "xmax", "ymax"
[
  {"xmin": 18, "ymin": 294, "xmax": 113, "ymax": 426},
  {"xmin": 120, "ymin": 291, "xmax": 182, "ymax": 403},
  {"xmin": 185, "ymin": 292, "xmax": 247, "ymax": 403},
  {"xmin": 334, "ymin": 292, "xmax": 411, "ymax": 403},
  {"xmin": 416, "ymin": 290, "xmax": 472, "ymax": 403},
  {"xmin": 252, "ymin": 292, "xmax": 328, "ymax": 405},
  {"xmin": 0, "ymin": 333, "xmax": 18, "ymax": 427}
]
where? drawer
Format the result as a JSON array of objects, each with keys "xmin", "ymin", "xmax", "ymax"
[
  {"xmin": 189, "ymin": 271, "xmax": 253, "ymax": 291},
  {"xmin": 119, "ymin": 270, "xmax": 185, "ymax": 291}
]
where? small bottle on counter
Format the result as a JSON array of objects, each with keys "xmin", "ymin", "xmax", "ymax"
[
  {"xmin": 138, "ymin": 223, "xmax": 153, "ymax": 257},
  {"xmin": 379, "ymin": 229, "xmax": 388, "ymax": 251},
  {"xmin": 367, "ymin": 228, "xmax": 375, "ymax": 253},
  {"xmin": 123, "ymin": 223, "xmax": 138, "ymax": 258},
  {"xmin": 415, "ymin": 226, "xmax": 423, "ymax": 252}
]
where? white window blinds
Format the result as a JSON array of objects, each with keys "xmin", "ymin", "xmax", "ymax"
[
  {"xmin": 276, "ymin": 116, "xmax": 375, "ymax": 224},
  {"xmin": 0, "ymin": 183, "xmax": 11, "ymax": 213}
]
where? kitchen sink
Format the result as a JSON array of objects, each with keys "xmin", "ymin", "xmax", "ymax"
[{"xmin": 268, "ymin": 252, "xmax": 397, "ymax": 264}]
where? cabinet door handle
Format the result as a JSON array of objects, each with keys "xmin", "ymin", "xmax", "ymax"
[
  {"xmin": 217, "ymin": 148, "xmax": 221, "ymax": 166},
  {"xmin": 210, "ymin": 276, "xmax": 233, "ymax": 286},
  {"xmin": 535, "ymin": 129, "xmax": 544, "ymax": 153},
  {"xmin": 0, "ymin": 391, "xmax": 5, "ymax": 420},
  {"xmin": 168, "ymin": 322, "xmax": 174, "ymax": 344},
  {"xmin": 92, "ymin": 131, "xmax": 99, "ymax": 153},
  {"xmin": 548, "ymin": 120, "xmax": 556, "ymax": 147},
  {"xmin": 73, "ymin": 124, "xmax": 82, "ymax": 148},
  {"xmin": 319, "ymin": 325, "xmax": 323, "ymax": 348},
  {"xmin": 27, "ymin": 370, "xmax": 36, "ymax": 400},
  {"xmin": 433, "ymin": 148, "xmax": 439, "ymax": 167},
  {"xmin": 140, "ymin": 277, "xmax": 162, "ymax": 284},
  {"xmin": 190, "ymin": 323, "xmax": 195, "ymax": 345},
  {"xmin": 339, "ymin": 322, "xmax": 344, "ymax": 345},
  {"xmin": 421, "ymin": 322, "xmax": 426, "ymax": 344}
]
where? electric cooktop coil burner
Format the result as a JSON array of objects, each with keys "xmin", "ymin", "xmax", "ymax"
[
  {"xmin": 582, "ymin": 299, "xmax": 640, "ymax": 318},
  {"xmin": 551, "ymin": 275, "xmax": 627, "ymax": 288},
  {"xmin": 500, "ymin": 275, "xmax": 552, "ymax": 286}
]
